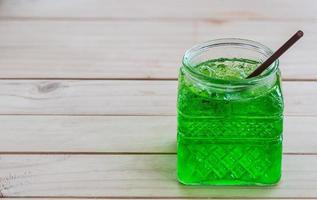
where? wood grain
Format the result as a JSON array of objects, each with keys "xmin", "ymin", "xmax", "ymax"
[
  {"xmin": 0, "ymin": 115, "xmax": 315, "ymax": 154},
  {"xmin": 0, "ymin": 1, "xmax": 315, "ymax": 199},
  {"xmin": 0, "ymin": 154, "xmax": 316, "ymax": 198},
  {"xmin": 0, "ymin": 80, "xmax": 315, "ymax": 115},
  {"xmin": 0, "ymin": 0, "xmax": 316, "ymax": 20},
  {"xmin": 2, "ymin": 199, "xmax": 297, "ymax": 200},
  {"xmin": 0, "ymin": 20, "xmax": 313, "ymax": 79},
  {"xmin": 2, "ymin": 197, "xmax": 288, "ymax": 200},
  {"xmin": 2, "ymin": 197, "xmax": 294, "ymax": 200}
]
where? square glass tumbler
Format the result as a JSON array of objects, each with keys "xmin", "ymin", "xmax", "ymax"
[{"xmin": 177, "ymin": 39, "xmax": 284, "ymax": 185}]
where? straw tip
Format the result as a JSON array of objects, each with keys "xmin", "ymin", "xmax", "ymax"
[{"xmin": 297, "ymin": 30, "xmax": 304, "ymax": 37}]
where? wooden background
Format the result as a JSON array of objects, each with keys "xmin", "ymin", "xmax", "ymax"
[{"xmin": 0, "ymin": 0, "xmax": 316, "ymax": 199}]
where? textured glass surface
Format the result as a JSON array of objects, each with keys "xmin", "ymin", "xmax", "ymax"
[{"xmin": 177, "ymin": 58, "xmax": 284, "ymax": 185}]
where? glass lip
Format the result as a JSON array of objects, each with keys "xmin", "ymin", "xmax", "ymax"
[{"xmin": 182, "ymin": 38, "xmax": 279, "ymax": 86}]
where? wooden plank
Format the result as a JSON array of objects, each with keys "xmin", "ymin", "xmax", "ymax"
[
  {"xmin": 0, "ymin": 20, "xmax": 191, "ymax": 79},
  {"xmin": 0, "ymin": 154, "xmax": 316, "ymax": 198},
  {"xmin": 2, "ymin": 197, "xmax": 296, "ymax": 200},
  {"xmin": 0, "ymin": 0, "xmax": 316, "ymax": 20},
  {"xmin": 0, "ymin": 115, "xmax": 315, "ymax": 154},
  {"xmin": 0, "ymin": 80, "xmax": 315, "ymax": 116},
  {"xmin": 0, "ymin": 116, "xmax": 176, "ymax": 153},
  {"xmin": 0, "ymin": 20, "xmax": 314, "ymax": 79},
  {"xmin": 0, "ymin": 80, "xmax": 176, "ymax": 115},
  {"xmin": 2, "ymin": 197, "xmax": 304, "ymax": 200}
]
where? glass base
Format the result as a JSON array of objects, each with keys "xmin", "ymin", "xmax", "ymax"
[
  {"xmin": 177, "ymin": 135, "xmax": 282, "ymax": 186},
  {"xmin": 178, "ymin": 176, "xmax": 281, "ymax": 186}
]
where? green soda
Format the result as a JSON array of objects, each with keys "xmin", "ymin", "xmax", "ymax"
[{"xmin": 177, "ymin": 56, "xmax": 283, "ymax": 185}]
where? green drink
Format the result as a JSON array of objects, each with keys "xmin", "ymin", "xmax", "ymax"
[{"xmin": 177, "ymin": 39, "xmax": 284, "ymax": 185}]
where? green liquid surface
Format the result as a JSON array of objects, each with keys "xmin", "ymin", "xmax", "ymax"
[
  {"xmin": 192, "ymin": 58, "xmax": 260, "ymax": 80},
  {"xmin": 177, "ymin": 58, "xmax": 283, "ymax": 185}
]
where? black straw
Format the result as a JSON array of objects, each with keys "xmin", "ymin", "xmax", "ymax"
[{"xmin": 247, "ymin": 30, "xmax": 304, "ymax": 78}]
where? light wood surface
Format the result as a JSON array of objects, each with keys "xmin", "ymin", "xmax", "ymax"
[
  {"xmin": 0, "ymin": 0, "xmax": 316, "ymax": 199},
  {"xmin": 0, "ymin": 155, "xmax": 317, "ymax": 198},
  {"xmin": 0, "ymin": 20, "xmax": 314, "ymax": 79},
  {"xmin": 0, "ymin": 80, "xmax": 315, "ymax": 115},
  {"xmin": 0, "ymin": 0, "xmax": 316, "ymax": 20},
  {"xmin": 1, "ymin": 199, "xmax": 303, "ymax": 200},
  {"xmin": 3, "ymin": 198, "xmax": 303, "ymax": 200},
  {"xmin": 0, "ymin": 115, "xmax": 316, "ymax": 153}
]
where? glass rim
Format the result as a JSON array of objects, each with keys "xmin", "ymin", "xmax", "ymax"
[{"xmin": 182, "ymin": 38, "xmax": 279, "ymax": 86}]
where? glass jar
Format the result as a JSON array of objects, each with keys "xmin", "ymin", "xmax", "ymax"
[{"xmin": 177, "ymin": 39, "xmax": 284, "ymax": 185}]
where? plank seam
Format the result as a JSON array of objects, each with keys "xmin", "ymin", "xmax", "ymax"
[
  {"xmin": 0, "ymin": 114, "xmax": 316, "ymax": 117},
  {"xmin": 2, "ymin": 196, "xmax": 317, "ymax": 199},
  {"xmin": 0, "ymin": 152, "xmax": 315, "ymax": 155},
  {"xmin": 1, "ymin": 16, "xmax": 317, "ymax": 22},
  {"xmin": 0, "ymin": 78, "xmax": 315, "ymax": 81}
]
